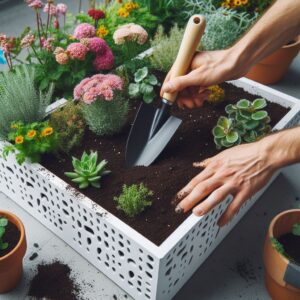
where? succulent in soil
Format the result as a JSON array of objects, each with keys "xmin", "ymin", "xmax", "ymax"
[
  {"xmin": 0, "ymin": 217, "xmax": 8, "ymax": 250},
  {"xmin": 65, "ymin": 151, "xmax": 110, "ymax": 189},
  {"xmin": 213, "ymin": 98, "xmax": 271, "ymax": 149}
]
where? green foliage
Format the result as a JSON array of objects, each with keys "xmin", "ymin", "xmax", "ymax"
[
  {"xmin": 183, "ymin": 1, "xmax": 258, "ymax": 50},
  {"xmin": 270, "ymin": 237, "xmax": 288, "ymax": 258},
  {"xmin": 114, "ymin": 183, "xmax": 153, "ymax": 217},
  {"xmin": 65, "ymin": 151, "xmax": 110, "ymax": 189},
  {"xmin": 50, "ymin": 102, "xmax": 86, "ymax": 153},
  {"xmin": 3, "ymin": 121, "xmax": 58, "ymax": 165},
  {"xmin": 150, "ymin": 24, "xmax": 184, "ymax": 72},
  {"xmin": 0, "ymin": 217, "xmax": 8, "ymax": 251},
  {"xmin": 128, "ymin": 67, "xmax": 159, "ymax": 103},
  {"xmin": 83, "ymin": 92, "xmax": 129, "ymax": 136},
  {"xmin": 213, "ymin": 98, "xmax": 271, "ymax": 149},
  {"xmin": 292, "ymin": 222, "xmax": 300, "ymax": 237},
  {"xmin": 0, "ymin": 65, "xmax": 53, "ymax": 137}
]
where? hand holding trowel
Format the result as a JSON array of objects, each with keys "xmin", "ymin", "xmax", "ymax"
[{"xmin": 126, "ymin": 15, "xmax": 206, "ymax": 167}]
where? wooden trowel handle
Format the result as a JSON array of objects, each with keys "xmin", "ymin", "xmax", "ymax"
[{"xmin": 163, "ymin": 15, "xmax": 206, "ymax": 103}]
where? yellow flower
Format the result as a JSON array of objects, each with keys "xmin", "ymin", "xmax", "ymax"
[
  {"xmin": 15, "ymin": 135, "xmax": 24, "ymax": 144},
  {"xmin": 118, "ymin": 7, "xmax": 129, "ymax": 17},
  {"xmin": 233, "ymin": 0, "xmax": 243, "ymax": 6},
  {"xmin": 207, "ymin": 85, "xmax": 225, "ymax": 104},
  {"xmin": 96, "ymin": 25, "xmax": 109, "ymax": 38},
  {"xmin": 11, "ymin": 123, "xmax": 18, "ymax": 129},
  {"xmin": 27, "ymin": 130, "xmax": 37, "ymax": 139},
  {"xmin": 241, "ymin": 0, "xmax": 248, "ymax": 4},
  {"xmin": 41, "ymin": 127, "xmax": 53, "ymax": 137}
]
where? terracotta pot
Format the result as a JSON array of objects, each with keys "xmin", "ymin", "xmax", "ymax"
[
  {"xmin": 0, "ymin": 210, "xmax": 26, "ymax": 294},
  {"xmin": 263, "ymin": 209, "xmax": 300, "ymax": 300},
  {"xmin": 246, "ymin": 36, "xmax": 300, "ymax": 85}
]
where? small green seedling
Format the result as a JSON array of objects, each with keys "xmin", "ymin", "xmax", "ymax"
[
  {"xmin": 65, "ymin": 151, "xmax": 110, "ymax": 189},
  {"xmin": 270, "ymin": 237, "xmax": 287, "ymax": 258},
  {"xmin": 128, "ymin": 67, "xmax": 159, "ymax": 103},
  {"xmin": 213, "ymin": 98, "xmax": 271, "ymax": 149},
  {"xmin": 114, "ymin": 183, "xmax": 153, "ymax": 218},
  {"xmin": 0, "ymin": 217, "xmax": 9, "ymax": 250},
  {"xmin": 292, "ymin": 222, "xmax": 300, "ymax": 236}
]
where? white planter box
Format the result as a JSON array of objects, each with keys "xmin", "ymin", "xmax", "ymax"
[{"xmin": 0, "ymin": 78, "xmax": 299, "ymax": 300}]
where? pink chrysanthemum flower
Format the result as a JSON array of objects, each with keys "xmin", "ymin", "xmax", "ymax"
[
  {"xmin": 67, "ymin": 42, "xmax": 88, "ymax": 60},
  {"xmin": 113, "ymin": 23, "xmax": 148, "ymax": 45},
  {"xmin": 92, "ymin": 47, "xmax": 114, "ymax": 71},
  {"xmin": 43, "ymin": 3, "xmax": 56, "ymax": 15},
  {"xmin": 87, "ymin": 37, "xmax": 107, "ymax": 54},
  {"xmin": 73, "ymin": 23, "xmax": 96, "ymax": 39},
  {"xmin": 21, "ymin": 33, "xmax": 35, "ymax": 48},
  {"xmin": 41, "ymin": 37, "xmax": 54, "ymax": 52},
  {"xmin": 28, "ymin": 0, "xmax": 44, "ymax": 9},
  {"xmin": 74, "ymin": 74, "xmax": 123, "ymax": 104},
  {"xmin": 56, "ymin": 3, "xmax": 67, "ymax": 15},
  {"xmin": 55, "ymin": 52, "xmax": 69, "ymax": 64},
  {"xmin": 54, "ymin": 46, "xmax": 64, "ymax": 55}
]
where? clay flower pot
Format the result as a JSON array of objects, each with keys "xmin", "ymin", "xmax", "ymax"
[
  {"xmin": 246, "ymin": 36, "xmax": 300, "ymax": 85},
  {"xmin": 263, "ymin": 209, "xmax": 300, "ymax": 300},
  {"xmin": 0, "ymin": 210, "xmax": 27, "ymax": 294}
]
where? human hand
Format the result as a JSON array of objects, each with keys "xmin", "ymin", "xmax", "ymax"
[
  {"xmin": 161, "ymin": 49, "xmax": 247, "ymax": 109},
  {"xmin": 175, "ymin": 139, "xmax": 278, "ymax": 226}
]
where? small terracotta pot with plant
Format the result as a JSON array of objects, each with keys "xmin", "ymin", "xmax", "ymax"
[
  {"xmin": 246, "ymin": 36, "xmax": 300, "ymax": 85},
  {"xmin": 263, "ymin": 209, "xmax": 300, "ymax": 300},
  {"xmin": 0, "ymin": 210, "xmax": 27, "ymax": 294}
]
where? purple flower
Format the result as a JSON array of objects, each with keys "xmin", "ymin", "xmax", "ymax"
[{"xmin": 28, "ymin": 0, "xmax": 44, "ymax": 9}]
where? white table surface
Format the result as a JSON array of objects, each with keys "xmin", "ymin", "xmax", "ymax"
[{"xmin": 1, "ymin": 2, "xmax": 300, "ymax": 299}]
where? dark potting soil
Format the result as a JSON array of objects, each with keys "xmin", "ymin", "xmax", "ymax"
[
  {"xmin": 278, "ymin": 233, "xmax": 300, "ymax": 265},
  {"xmin": 0, "ymin": 218, "xmax": 20, "ymax": 257},
  {"xmin": 42, "ymin": 82, "xmax": 289, "ymax": 245},
  {"xmin": 27, "ymin": 261, "xmax": 80, "ymax": 300}
]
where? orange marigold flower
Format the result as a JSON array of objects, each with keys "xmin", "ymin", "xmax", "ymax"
[
  {"xmin": 27, "ymin": 130, "xmax": 37, "ymax": 138},
  {"xmin": 118, "ymin": 7, "xmax": 129, "ymax": 17},
  {"xmin": 96, "ymin": 25, "xmax": 109, "ymax": 38},
  {"xmin": 15, "ymin": 135, "xmax": 24, "ymax": 144},
  {"xmin": 41, "ymin": 127, "xmax": 53, "ymax": 137}
]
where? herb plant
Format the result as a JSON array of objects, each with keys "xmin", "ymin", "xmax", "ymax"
[
  {"xmin": 0, "ymin": 217, "xmax": 8, "ymax": 250},
  {"xmin": 3, "ymin": 121, "xmax": 58, "ymax": 165},
  {"xmin": 114, "ymin": 183, "xmax": 153, "ymax": 217},
  {"xmin": 65, "ymin": 151, "xmax": 110, "ymax": 189},
  {"xmin": 128, "ymin": 67, "xmax": 159, "ymax": 103},
  {"xmin": 0, "ymin": 65, "xmax": 53, "ymax": 137},
  {"xmin": 50, "ymin": 102, "xmax": 86, "ymax": 153},
  {"xmin": 213, "ymin": 98, "xmax": 271, "ymax": 149}
]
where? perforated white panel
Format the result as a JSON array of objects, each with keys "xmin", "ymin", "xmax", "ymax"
[{"xmin": 0, "ymin": 78, "xmax": 299, "ymax": 300}]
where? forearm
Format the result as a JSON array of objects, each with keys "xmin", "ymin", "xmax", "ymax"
[
  {"xmin": 261, "ymin": 127, "xmax": 300, "ymax": 170},
  {"xmin": 232, "ymin": 0, "xmax": 300, "ymax": 70}
]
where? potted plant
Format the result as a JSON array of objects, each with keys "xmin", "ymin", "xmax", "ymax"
[
  {"xmin": 246, "ymin": 36, "xmax": 300, "ymax": 84},
  {"xmin": 263, "ymin": 209, "xmax": 300, "ymax": 300},
  {"xmin": 0, "ymin": 210, "xmax": 27, "ymax": 293}
]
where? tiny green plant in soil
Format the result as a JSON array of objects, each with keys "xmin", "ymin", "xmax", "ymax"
[
  {"xmin": 65, "ymin": 151, "xmax": 110, "ymax": 189},
  {"xmin": 292, "ymin": 222, "xmax": 300, "ymax": 236},
  {"xmin": 128, "ymin": 67, "xmax": 159, "ymax": 103},
  {"xmin": 114, "ymin": 183, "xmax": 153, "ymax": 218},
  {"xmin": 213, "ymin": 98, "xmax": 271, "ymax": 149},
  {"xmin": 0, "ymin": 217, "xmax": 9, "ymax": 250},
  {"xmin": 3, "ymin": 121, "xmax": 58, "ymax": 165}
]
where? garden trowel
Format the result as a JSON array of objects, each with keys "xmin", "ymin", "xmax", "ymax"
[{"xmin": 126, "ymin": 15, "xmax": 206, "ymax": 167}]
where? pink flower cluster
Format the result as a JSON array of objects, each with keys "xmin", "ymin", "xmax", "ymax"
[
  {"xmin": 56, "ymin": 3, "xmax": 67, "ymax": 15},
  {"xmin": 74, "ymin": 74, "xmax": 124, "ymax": 104},
  {"xmin": 67, "ymin": 42, "xmax": 88, "ymax": 60},
  {"xmin": 113, "ymin": 23, "xmax": 148, "ymax": 45},
  {"xmin": 27, "ymin": 1, "xmax": 67, "ymax": 15},
  {"xmin": 41, "ymin": 37, "xmax": 54, "ymax": 52},
  {"xmin": 27, "ymin": 0, "xmax": 43, "ymax": 9},
  {"xmin": 21, "ymin": 33, "xmax": 35, "ymax": 48},
  {"xmin": 43, "ymin": 3, "xmax": 56, "ymax": 15},
  {"xmin": 0, "ymin": 33, "xmax": 15, "ymax": 54},
  {"xmin": 74, "ymin": 23, "xmax": 96, "ymax": 40}
]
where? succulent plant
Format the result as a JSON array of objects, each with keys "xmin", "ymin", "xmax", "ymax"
[
  {"xmin": 0, "ymin": 217, "xmax": 8, "ymax": 250},
  {"xmin": 65, "ymin": 151, "xmax": 110, "ymax": 189},
  {"xmin": 292, "ymin": 222, "xmax": 300, "ymax": 236},
  {"xmin": 128, "ymin": 67, "xmax": 159, "ymax": 103},
  {"xmin": 213, "ymin": 98, "xmax": 271, "ymax": 149}
]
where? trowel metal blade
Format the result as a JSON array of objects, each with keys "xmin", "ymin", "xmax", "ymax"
[{"xmin": 125, "ymin": 102, "xmax": 182, "ymax": 167}]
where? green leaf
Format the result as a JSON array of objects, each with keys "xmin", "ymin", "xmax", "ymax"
[
  {"xmin": 0, "ymin": 218, "xmax": 8, "ymax": 227},
  {"xmin": 0, "ymin": 241, "xmax": 8, "ymax": 250},
  {"xmin": 292, "ymin": 222, "xmax": 300, "ymax": 236},
  {"xmin": 221, "ymin": 138, "xmax": 234, "ymax": 148},
  {"xmin": 217, "ymin": 116, "xmax": 231, "ymax": 129},
  {"xmin": 145, "ymin": 74, "xmax": 158, "ymax": 85},
  {"xmin": 226, "ymin": 131, "xmax": 239, "ymax": 143},
  {"xmin": 0, "ymin": 226, "xmax": 5, "ymax": 238},
  {"xmin": 91, "ymin": 181, "xmax": 101, "ymax": 188},
  {"xmin": 40, "ymin": 77, "xmax": 50, "ymax": 91},
  {"xmin": 135, "ymin": 67, "xmax": 148, "ymax": 82},
  {"xmin": 237, "ymin": 99, "xmax": 251, "ymax": 109},
  {"xmin": 88, "ymin": 176, "xmax": 101, "ymax": 182},
  {"xmin": 212, "ymin": 126, "xmax": 226, "ymax": 138},
  {"xmin": 253, "ymin": 98, "xmax": 267, "ymax": 110},
  {"xmin": 252, "ymin": 111, "xmax": 268, "ymax": 121},
  {"xmin": 79, "ymin": 181, "xmax": 89, "ymax": 189},
  {"xmin": 239, "ymin": 109, "xmax": 252, "ymax": 120},
  {"xmin": 140, "ymin": 83, "xmax": 154, "ymax": 95},
  {"xmin": 225, "ymin": 104, "xmax": 235, "ymax": 114},
  {"xmin": 143, "ymin": 90, "xmax": 155, "ymax": 103},
  {"xmin": 64, "ymin": 172, "xmax": 79, "ymax": 179},
  {"xmin": 72, "ymin": 177, "xmax": 86, "ymax": 183},
  {"xmin": 128, "ymin": 83, "xmax": 140, "ymax": 98},
  {"xmin": 244, "ymin": 119, "xmax": 259, "ymax": 130}
]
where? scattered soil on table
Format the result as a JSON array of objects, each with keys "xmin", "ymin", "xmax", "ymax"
[
  {"xmin": 278, "ymin": 233, "xmax": 300, "ymax": 265},
  {"xmin": 27, "ymin": 261, "xmax": 80, "ymax": 300},
  {"xmin": 231, "ymin": 258, "xmax": 257, "ymax": 283},
  {"xmin": 0, "ymin": 218, "xmax": 20, "ymax": 257},
  {"xmin": 42, "ymin": 82, "xmax": 289, "ymax": 245}
]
